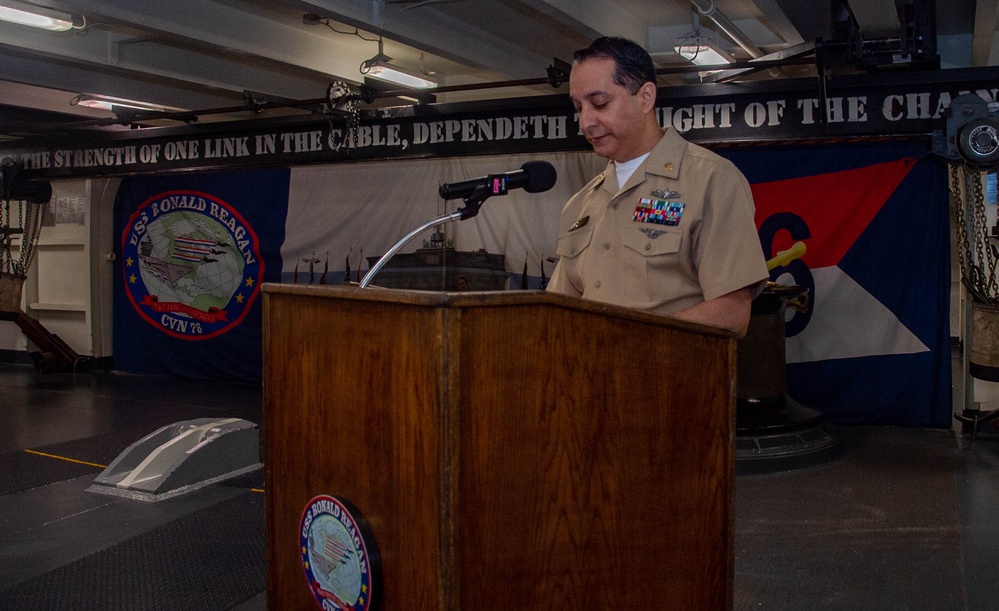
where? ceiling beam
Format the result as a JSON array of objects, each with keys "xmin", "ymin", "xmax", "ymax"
[
  {"xmin": 0, "ymin": 46, "xmax": 242, "ymax": 112},
  {"xmin": 41, "ymin": 0, "xmax": 376, "ymax": 79},
  {"xmin": 751, "ymin": 0, "xmax": 806, "ymax": 45},
  {"xmin": 0, "ymin": 21, "xmax": 334, "ymax": 107},
  {"xmin": 518, "ymin": 0, "xmax": 649, "ymax": 45},
  {"xmin": 767, "ymin": 0, "xmax": 832, "ymax": 42}
]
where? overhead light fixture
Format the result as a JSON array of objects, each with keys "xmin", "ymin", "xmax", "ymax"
[
  {"xmin": 0, "ymin": 1, "xmax": 75, "ymax": 31},
  {"xmin": 70, "ymin": 94, "xmax": 183, "ymax": 113},
  {"xmin": 362, "ymin": 62, "xmax": 437, "ymax": 89},
  {"xmin": 359, "ymin": 37, "xmax": 437, "ymax": 89},
  {"xmin": 674, "ymin": 39, "xmax": 735, "ymax": 68}
]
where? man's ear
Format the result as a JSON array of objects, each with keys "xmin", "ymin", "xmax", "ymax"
[{"xmin": 638, "ymin": 81, "xmax": 657, "ymax": 112}]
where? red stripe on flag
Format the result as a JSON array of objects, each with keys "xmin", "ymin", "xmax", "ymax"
[{"xmin": 751, "ymin": 158, "xmax": 916, "ymax": 269}]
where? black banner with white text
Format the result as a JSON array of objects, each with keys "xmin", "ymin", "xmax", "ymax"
[{"xmin": 4, "ymin": 66, "xmax": 997, "ymax": 179}]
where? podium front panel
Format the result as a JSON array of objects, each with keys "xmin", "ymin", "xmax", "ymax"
[{"xmin": 263, "ymin": 286, "xmax": 735, "ymax": 610}]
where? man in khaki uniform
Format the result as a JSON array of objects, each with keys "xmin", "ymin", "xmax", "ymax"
[{"xmin": 547, "ymin": 37, "xmax": 767, "ymax": 337}]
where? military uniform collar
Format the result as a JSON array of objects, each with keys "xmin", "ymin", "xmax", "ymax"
[
  {"xmin": 590, "ymin": 159, "xmax": 613, "ymax": 194},
  {"xmin": 590, "ymin": 129, "xmax": 685, "ymax": 194},
  {"xmin": 590, "ymin": 164, "xmax": 614, "ymax": 193},
  {"xmin": 645, "ymin": 128, "xmax": 684, "ymax": 180}
]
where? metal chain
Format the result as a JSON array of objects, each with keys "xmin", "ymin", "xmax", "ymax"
[
  {"xmin": 346, "ymin": 99, "xmax": 359, "ymax": 151},
  {"xmin": 952, "ymin": 163, "xmax": 999, "ymax": 304},
  {"xmin": 970, "ymin": 166, "xmax": 987, "ymax": 299},
  {"xmin": 0, "ymin": 198, "xmax": 45, "ymax": 278},
  {"xmin": 951, "ymin": 165, "xmax": 972, "ymax": 297},
  {"xmin": 19, "ymin": 200, "xmax": 43, "ymax": 276},
  {"xmin": 326, "ymin": 81, "xmax": 359, "ymax": 154},
  {"xmin": 0, "ymin": 199, "xmax": 10, "ymax": 275}
]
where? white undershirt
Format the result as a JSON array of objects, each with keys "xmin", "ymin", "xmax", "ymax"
[{"xmin": 614, "ymin": 152, "xmax": 650, "ymax": 194}]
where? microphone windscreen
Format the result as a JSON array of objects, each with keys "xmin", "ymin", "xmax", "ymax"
[{"xmin": 521, "ymin": 161, "xmax": 557, "ymax": 193}]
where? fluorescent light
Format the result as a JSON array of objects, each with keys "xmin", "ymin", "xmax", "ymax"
[
  {"xmin": 0, "ymin": 2, "xmax": 74, "ymax": 31},
  {"xmin": 70, "ymin": 94, "xmax": 184, "ymax": 113},
  {"xmin": 359, "ymin": 37, "xmax": 436, "ymax": 90},
  {"xmin": 674, "ymin": 40, "xmax": 735, "ymax": 67},
  {"xmin": 362, "ymin": 61, "xmax": 437, "ymax": 89}
]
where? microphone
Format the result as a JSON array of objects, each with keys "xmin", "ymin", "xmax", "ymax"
[{"xmin": 439, "ymin": 161, "xmax": 557, "ymax": 200}]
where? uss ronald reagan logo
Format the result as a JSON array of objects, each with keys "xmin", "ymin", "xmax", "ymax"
[
  {"xmin": 121, "ymin": 190, "xmax": 263, "ymax": 340},
  {"xmin": 300, "ymin": 495, "xmax": 380, "ymax": 611}
]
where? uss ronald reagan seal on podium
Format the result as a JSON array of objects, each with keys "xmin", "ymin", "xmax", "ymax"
[{"xmin": 300, "ymin": 495, "xmax": 380, "ymax": 611}]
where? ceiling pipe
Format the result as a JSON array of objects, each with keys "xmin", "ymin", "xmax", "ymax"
[{"xmin": 688, "ymin": 0, "xmax": 765, "ymax": 59}]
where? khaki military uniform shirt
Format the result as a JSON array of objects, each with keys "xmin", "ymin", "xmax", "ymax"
[{"xmin": 547, "ymin": 128, "xmax": 768, "ymax": 317}]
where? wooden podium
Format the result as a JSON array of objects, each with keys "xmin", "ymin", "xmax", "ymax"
[{"xmin": 263, "ymin": 285, "xmax": 737, "ymax": 610}]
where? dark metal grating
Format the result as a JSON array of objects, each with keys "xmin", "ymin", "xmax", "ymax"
[
  {"xmin": 0, "ymin": 492, "xmax": 265, "ymax": 610},
  {"xmin": 0, "ymin": 451, "xmax": 100, "ymax": 496}
]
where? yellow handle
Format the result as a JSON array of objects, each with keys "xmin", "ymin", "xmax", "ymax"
[{"xmin": 766, "ymin": 241, "xmax": 807, "ymax": 271}]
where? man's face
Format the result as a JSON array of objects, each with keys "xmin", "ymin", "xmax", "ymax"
[{"xmin": 569, "ymin": 57, "xmax": 651, "ymax": 163}]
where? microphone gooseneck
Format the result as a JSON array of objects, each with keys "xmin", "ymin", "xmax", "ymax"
[{"xmin": 362, "ymin": 161, "xmax": 557, "ymax": 288}]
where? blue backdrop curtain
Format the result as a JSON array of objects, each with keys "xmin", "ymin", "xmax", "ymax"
[{"xmin": 110, "ymin": 142, "xmax": 951, "ymax": 427}]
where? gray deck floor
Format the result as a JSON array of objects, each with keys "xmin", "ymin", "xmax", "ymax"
[{"xmin": 0, "ymin": 363, "xmax": 996, "ymax": 610}]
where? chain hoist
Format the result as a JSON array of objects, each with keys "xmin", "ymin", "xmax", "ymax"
[
  {"xmin": 937, "ymin": 94, "xmax": 999, "ymax": 391},
  {"xmin": 937, "ymin": 93, "xmax": 999, "ymax": 304}
]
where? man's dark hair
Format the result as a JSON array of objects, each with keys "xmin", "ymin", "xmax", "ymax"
[{"xmin": 572, "ymin": 37, "xmax": 657, "ymax": 94}]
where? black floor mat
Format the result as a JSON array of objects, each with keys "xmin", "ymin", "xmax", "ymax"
[
  {"xmin": 32, "ymin": 427, "xmax": 155, "ymax": 467},
  {"xmin": 0, "ymin": 491, "xmax": 265, "ymax": 610},
  {"xmin": 0, "ymin": 451, "xmax": 100, "ymax": 496},
  {"xmin": 0, "ymin": 428, "xmax": 159, "ymax": 496}
]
